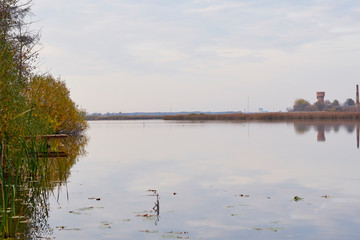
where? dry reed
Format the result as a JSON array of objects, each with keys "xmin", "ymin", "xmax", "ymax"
[{"xmin": 163, "ymin": 112, "xmax": 360, "ymax": 121}]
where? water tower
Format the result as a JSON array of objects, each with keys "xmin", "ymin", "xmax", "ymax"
[{"xmin": 316, "ymin": 92, "xmax": 325, "ymax": 102}]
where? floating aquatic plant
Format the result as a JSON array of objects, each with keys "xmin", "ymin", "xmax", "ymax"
[{"xmin": 293, "ymin": 196, "xmax": 304, "ymax": 202}]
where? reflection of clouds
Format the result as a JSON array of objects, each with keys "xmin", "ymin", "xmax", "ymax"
[
  {"xmin": 87, "ymin": 121, "xmax": 360, "ymax": 195},
  {"xmin": 218, "ymin": 175, "xmax": 255, "ymax": 185},
  {"xmin": 131, "ymin": 172, "xmax": 191, "ymax": 192},
  {"xmin": 187, "ymin": 219, "xmax": 247, "ymax": 239},
  {"xmin": 60, "ymin": 121, "xmax": 360, "ymax": 239},
  {"xmin": 185, "ymin": 181, "xmax": 360, "ymax": 239}
]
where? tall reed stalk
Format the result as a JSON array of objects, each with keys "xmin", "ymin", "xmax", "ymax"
[
  {"xmin": 0, "ymin": 132, "xmax": 87, "ymax": 239},
  {"xmin": 0, "ymin": 135, "xmax": 47, "ymax": 238}
]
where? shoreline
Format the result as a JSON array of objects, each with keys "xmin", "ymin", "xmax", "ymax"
[
  {"xmin": 85, "ymin": 115, "xmax": 164, "ymax": 121},
  {"xmin": 86, "ymin": 112, "xmax": 360, "ymax": 121}
]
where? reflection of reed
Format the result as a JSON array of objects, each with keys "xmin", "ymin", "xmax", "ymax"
[
  {"xmin": 153, "ymin": 191, "xmax": 160, "ymax": 225},
  {"xmin": 147, "ymin": 190, "xmax": 160, "ymax": 225},
  {"xmin": 1, "ymin": 135, "xmax": 88, "ymax": 239},
  {"xmin": 293, "ymin": 121, "xmax": 360, "ymax": 148}
]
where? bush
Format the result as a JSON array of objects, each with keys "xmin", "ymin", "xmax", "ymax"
[{"xmin": 27, "ymin": 75, "xmax": 88, "ymax": 135}]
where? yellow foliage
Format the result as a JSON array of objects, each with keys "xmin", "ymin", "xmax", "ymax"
[{"xmin": 28, "ymin": 75, "xmax": 88, "ymax": 135}]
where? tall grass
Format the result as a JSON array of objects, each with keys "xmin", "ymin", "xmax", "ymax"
[
  {"xmin": 0, "ymin": 135, "xmax": 49, "ymax": 238},
  {"xmin": 1, "ymin": 1, "xmax": 88, "ymax": 237},
  {"xmin": 0, "ymin": 133, "xmax": 87, "ymax": 239}
]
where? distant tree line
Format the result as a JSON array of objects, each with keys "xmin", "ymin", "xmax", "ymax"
[{"xmin": 290, "ymin": 98, "xmax": 357, "ymax": 112}]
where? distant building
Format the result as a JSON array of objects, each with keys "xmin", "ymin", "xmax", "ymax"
[
  {"xmin": 316, "ymin": 92, "xmax": 325, "ymax": 102},
  {"xmin": 258, "ymin": 108, "xmax": 268, "ymax": 113}
]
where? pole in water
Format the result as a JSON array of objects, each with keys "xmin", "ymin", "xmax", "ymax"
[{"xmin": 356, "ymin": 85, "xmax": 359, "ymax": 109}]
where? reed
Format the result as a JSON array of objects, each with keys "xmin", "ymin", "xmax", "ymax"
[
  {"xmin": 0, "ymin": 134, "xmax": 87, "ymax": 239},
  {"xmin": 164, "ymin": 112, "xmax": 360, "ymax": 121},
  {"xmin": 0, "ymin": 136, "xmax": 47, "ymax": 238},
  {"xmin": 1, "ymin": 1, "xmax": 88, "ymax": 237}
]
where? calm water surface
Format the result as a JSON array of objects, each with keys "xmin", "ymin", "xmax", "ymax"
[{"xmin": 48, "ymin": 120, "xmax": 360, "ymax": 239}]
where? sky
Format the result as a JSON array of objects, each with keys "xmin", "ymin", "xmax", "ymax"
[{"xmin": 31, "ymin": 0, "xmax": 360, "ymax": 113}]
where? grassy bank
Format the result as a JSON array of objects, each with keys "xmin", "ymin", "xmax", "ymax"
[{"xmin": 164, "ymin": 112, "xmax": 360, "ymax": 121}]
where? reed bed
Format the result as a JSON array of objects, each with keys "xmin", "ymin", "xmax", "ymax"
[
  {"xmin": 0, "ymin": 135, "xmax": 87, "ymax": 239},
  {"xmin": 163, "ymin": 112, "xmax": 360, "ymax": 121}
]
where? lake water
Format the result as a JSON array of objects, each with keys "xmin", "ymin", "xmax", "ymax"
[{"xmin": 47, "ymin": 120, "xmax": 360, "ymax": 239}]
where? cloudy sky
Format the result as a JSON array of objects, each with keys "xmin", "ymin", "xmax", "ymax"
[{"xmin": 32, "ymin": 0, "xmax": 360, "ymax": 113}]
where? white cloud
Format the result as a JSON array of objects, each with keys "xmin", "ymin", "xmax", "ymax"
[
  {"xmin": 31, "ymin": 0, "xmax": 360, "ymax": 112},
  {"xmin": 186, "ymin": 2, "xmax": 249, "ymax": 13},
  {"xmin": 197, "ymin": 46, "xmax": 254, "ymax": 59},
  {"xmin": 41, "ymin": 44, "xmax": 65, "ymax": 57},
  {"xmin": 127, "ymin": 43, "xmax": 188, "ymax": 63},
  {"xmin": 329, "ymin": 27, "xmax": 359, "ymax": 33}
]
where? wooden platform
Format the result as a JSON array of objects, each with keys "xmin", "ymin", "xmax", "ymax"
[
  {"xmin": 36, "ymin": 152, "xmax": 68, "ymax": 158},
  {"xmin": 26, "ymin": 134, "xmax": 70, "ymax": 158}
]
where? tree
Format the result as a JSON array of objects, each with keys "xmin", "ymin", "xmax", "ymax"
[
  {"xmin": 329, "ymin": 100, "xmax": 340, "ymax": 111},
  {"xmin": 293, "ymin": 99, "xmax": 310, "ymax": 111},
  {"xmin": 345, "ymin": 98, "xmax": 355, "ymax": 106},
  {"xmin": 1, "ymin": 3, "xmax": 88, "ymax": 237},
  {"xmin": 331, "ymin": 100, "xmax": 340, "ymax": 107},
  {"xmin": 1, "ymin": 0, "xmax": 40, "ymax": 156},
  {"xmin": 1, "ymin": 0, "xmax": 39, "ymax": 83},
  {"xmin": 1, "ymin": 1, "xmax": 25, "ymax": 142},
  {"xmin": 324, "ymin": 100, "xmax": 331, "ymax": 108},
  {"xmin": 313, "ymin": 101, "xmax": 326, "ymax": 111}
]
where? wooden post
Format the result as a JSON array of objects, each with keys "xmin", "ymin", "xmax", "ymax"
[{"xmin": 47, "ymin": 138, "xmax": 51, "ymax": 155}]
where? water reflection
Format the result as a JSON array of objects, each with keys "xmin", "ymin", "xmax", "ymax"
[
  {"xmin": 0, "ymin": 135, "xmax": 88, "ymax": 239},
  {"xmin": 44, "ymin": 120, "xmax": 360, "ymax": 240},
  {"xmin": 294, "ymin": 121, "xmax": 360, "ymax": 148}
]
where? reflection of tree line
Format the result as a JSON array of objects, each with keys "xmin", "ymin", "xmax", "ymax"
[
  {"xmin": 1, "ymin": 135, "xmax": 88, "ymax": 239},
  {"xmin": 294, "ymin": 121, "xmax": 360, "ymax": 148}
]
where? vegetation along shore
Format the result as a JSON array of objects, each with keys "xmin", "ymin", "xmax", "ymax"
[
  {"xmin": 85, "ymin": 112, "xmax": 360, "ymax": 121},
  {"xmin": 164, "ymin": 112, "xmax": 360, "ymax": 121},
  {"xmin": 1, "ymin": 1, "xmax": 87, "ymax": 238}
]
